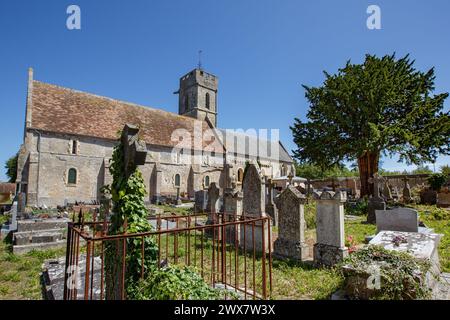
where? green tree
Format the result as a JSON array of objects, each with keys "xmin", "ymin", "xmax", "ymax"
[
  {"xmin": 412, "ymin": 165, "xmax": 433, "ymax": 174},
  {"xmin": 5, "ymin": 153, "xmax": 18, "ymax": 183},
  {"xmin": 441, "ymin": 165, "xmax": 450, "ymax": 176},
  {"xmin": 291, "ymin": 54, "xmax": 450, "ymax": 196}
]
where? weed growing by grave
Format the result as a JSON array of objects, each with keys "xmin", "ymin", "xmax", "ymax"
[
  {"xmin": 341, "ymin": 246, "xmax": 432, "ymax": 300},
  {"xmin": 345, "ymin": 197, "xmax": 368, "ymax": 216},
  {"xmin": 129, "ymin": 265, "xmax": 235, "ymax": 300}
]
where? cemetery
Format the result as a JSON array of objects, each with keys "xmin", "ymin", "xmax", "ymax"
[{"xmin": 1, "ymin": 122, "xmax": 449, "ymax": 300}]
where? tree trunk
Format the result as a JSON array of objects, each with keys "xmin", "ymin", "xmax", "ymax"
[{"xmin": 358, "ymin": 151, "xmax": 379, "ymax": 197}]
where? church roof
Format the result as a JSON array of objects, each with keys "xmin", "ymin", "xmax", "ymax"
[{"xmin": 29, "ymin": 80, "xmax": 222, "ymax": 151}]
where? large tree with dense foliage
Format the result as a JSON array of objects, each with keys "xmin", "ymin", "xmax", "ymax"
[
  {"xmin": 291, "ymin": 54, "xmax": 450, "ymax": 196},
  {"xmin": 4, "ymin": 153, "xmax": 18, "ymax": 183}
]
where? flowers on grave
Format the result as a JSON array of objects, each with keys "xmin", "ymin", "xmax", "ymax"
[
  {"xmin": 391, "ymin": 235, "xmax": 407, "ymax": 247},
  {"xmin": 345, "ymin": 235, "xmax": 358, "ymax": 253}
]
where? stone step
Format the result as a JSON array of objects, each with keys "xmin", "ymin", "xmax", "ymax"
[
  {"xmin": 13, "ymin": 240, "xmax": 67, "ymax": 255},
  {"xmin": 17, "ymin": 218, "xmax": 70, "ymax": 232},
  {"xmin": 14, "ymin": 228, "xmax": 66, "ymax": 246}
]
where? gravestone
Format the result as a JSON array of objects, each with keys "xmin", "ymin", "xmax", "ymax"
[
  {"xmin": 437, "ymin": 192, "xmax": 450, "ymax": 208},
  {"xmin": 382, "ymin": 180, "xmax": 392, "ymax": 201},
  {"xmin": 106, "ymin": 124, "xmax": 148, "ymax": 300},
  {"xmin": 402, "ymin": 177, "xmax": 413, "ymax": 203},
  {"xmin": 367, "ymin": 174, "xmax": 386, "ymax": 224},
  {"xmin": 273, "ymin": 186, "xmax": 308, "ymax": 261},
  {"xmin": 265, "ymin": 178, "xmax": 278, "ymax": 226},
  {"xmin": 375, "ymin": 207, "xmax": 420, "ymax": 233},
  {"xmin": 240, "ymin": 163, "xmax": 271, "ymax": 253},
  {"xmin": 223, "ymin": 187, "xmax": 243, "ymax": 243},
  {"xmin": 205, "ymin": 183, "xmax": 221, "ymax": 237},
  {"xmin": 313, "ymin": 191, "xmax": 348, "ymax": 266},
  {"xmin": 194, "ymin": 190, "xmax": 208, "ymax": 213}
]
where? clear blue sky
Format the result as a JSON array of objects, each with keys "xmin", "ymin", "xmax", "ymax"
[{"xmin": 0, "ymin": 0, "xmax": 449, "ymax": 181}]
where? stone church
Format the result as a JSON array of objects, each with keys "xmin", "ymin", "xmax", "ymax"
[{"xmin": 16, "ymin": 67, "xmax": 294, "ymax": 207}]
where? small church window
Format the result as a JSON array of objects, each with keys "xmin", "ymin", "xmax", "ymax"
[
  {"xmin": 205, "ymin": 93, "xmax": 210, "ymax": 109},
  {"xmin": 237, "ymin": 168, "xmax": 243, "ymax": 183},
  {"xmin": 68, "ymin": 168, "xmax": 77, "ymax": 184},
  {"xmin": 204, "ymin": 176, "xmax": 210, "ymax": 188},
  {"xmin": 174, "ymin": 174, "xmax": 181, "ymax": 187},
  {"xmin": 71, "ymin": 140, "xmax": 78, "ymax": 154},
  {"xmin": 185, "ymin": 95, "xmax": 189, "ymax": 111}
]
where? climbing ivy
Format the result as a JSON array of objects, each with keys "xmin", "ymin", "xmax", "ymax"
[{"xmin": 104, "ymin": 133, "xmax": 158, "ymax": 299}]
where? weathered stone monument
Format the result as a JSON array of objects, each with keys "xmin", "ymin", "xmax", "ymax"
[
  {"xmin": 313, "ymin": 191, "xmax": 348, "ymax": 266},
  {"xmin": 106, "ymin": 124, "xmax": 148, "ymax": 300},
  {"xmin": 273, "ymin": 186, "xmax": 308, "ymax": 261},
  {"xmin": 402, "ymin": 177, "xmax": 413, "ymax": 203},
  {"xmin": 382, "ymin": 180, "xmax": 392, "ymax": 201},
  {"xmin": 375, "ymin": 207, "xmax": 419, "ymax": 233},
  {"xmin": 223, "ymin": 186, "xmax": 243, "ymax": 243},
  {"xmin": 367, "ymin": 174, "xmax": 386, "ymax": 224},
  {"xmin": 205, "ymin": 182, "xmax": 221, "ymax": 237},
  {"xmin": 194, "ymin": 190, "xmax": 208, "ymax": 212},
  {"xmin": 240, "ymin": 163, "xmax": 271, "ymax": 252},
  {"xmin": 265, "ymin": 178, "xmax": 278, "ymax": 226}
]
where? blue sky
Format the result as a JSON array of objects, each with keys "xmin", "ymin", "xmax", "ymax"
[{"xmin": 0, "ymin": 0, "xmax": 449, "ymax": 181}]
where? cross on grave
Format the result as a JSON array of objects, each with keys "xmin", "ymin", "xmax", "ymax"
[
  {"xmin": 368, "ymin": 173, "xmax": 384, "ymax": 198},
  {"xmin": 121, "ymin": 124, "xmax": 147, "ymax": 177}
]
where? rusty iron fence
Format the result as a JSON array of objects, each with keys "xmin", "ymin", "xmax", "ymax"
[{"xmin": 63, "ymin": 211, "xmax": 273, "ymax": 300}]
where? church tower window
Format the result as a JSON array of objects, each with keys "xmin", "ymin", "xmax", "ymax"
[
  {"xmin": 204, "ymin": 175, "xmax": 210, "ymax": 188},
  {"xmin": 205, "ymin": 93, "xmax": 210, "ymax": 109}
]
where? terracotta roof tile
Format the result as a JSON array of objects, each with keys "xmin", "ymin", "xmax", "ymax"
[{"xmin": 30, "ymin": 81, "xmax": 221, "ymax": 151}]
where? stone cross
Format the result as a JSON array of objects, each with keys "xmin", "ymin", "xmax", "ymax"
[
  {"xmin": 313, "ymin": 191, "xmax": 348, "ymax": 266},
  {"xmin": 368, "ymin": 173, "xmax": 384, "ymax": 198},
  {"xmin": 121, "ymin": 124, "xmax": 147, "ymax": 177},
  {"xmin": 274, "ymin": 186, "xmax": 308, "ymax": 261}
]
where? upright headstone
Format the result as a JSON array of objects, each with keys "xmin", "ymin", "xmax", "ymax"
[
  {"xmin": 382, "ymin": 180, "xmax": 393, "ymax": 201},
  {"xmin": 223, "ymin": 187, "xmax": 243, "ymax": 243},
  {"xmin": 273, "ymin": 186, "xmax": 308, "ymax": 261},
  {"xmin": 241, "ymin": 163, "xmax": 271, "ymax": 253},
  {"xmin": 265, "ymin": 178, "xmax": 278, "ymax": 226},
  {"xmin": 367, "ymin": 174, "xmax": 386, "ymax": 224},
  {"xmin": 402, "ymin": 177, "xmax": 413, "ymax": 203},
  {"xmin": 152, "ymin": 164, "xmax": 162, "ymax": 204},
  {"xmin": 375, "ymin": 207, "xmax": 419, "ymax": 233},
  {"xmin": 205, "ymin": 182, "xmax": 220, "ymax": 229},
  {"xmin": 313, "ymin": 191, "xmax": 348, "ymax": 266},
  {"xmin": 194, "ymin": 190, "xmax": 208, "ymax": 213}
]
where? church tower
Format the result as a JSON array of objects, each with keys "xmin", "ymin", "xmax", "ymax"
[{"xmin": 176, "ymin": 68, "xmax": 218, "ymax": 127}]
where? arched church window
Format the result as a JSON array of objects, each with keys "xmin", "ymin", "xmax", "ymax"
[
  {"xmin": 68, "ymin": 168, "xmax": 77, "ymax": 184},
  {"xmin": 205, "ymin": 93, "xmax": 210, "ymax": 109},
  {"xmin": 174, "ymin": 174, "xmax": 181, "ymax": 187},
  {"xmin": 204, "ymin": 176, "xmax": 210, "ymax": 188},
  {"xmin": 237, "ymin": 168, "xmax": 244, "ymax": 183}
]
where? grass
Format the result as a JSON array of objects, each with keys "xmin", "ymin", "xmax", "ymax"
[
  {"xmin": 154, "ymin": 204, "xmax": 193, "ymax": 215},
  {"xmin": 0, "ymin": 204, "xmax": 447, "ymax": 300},
  {"xmin": 0, "ymin": 239, "xmax": 65, "ymax": 300}
]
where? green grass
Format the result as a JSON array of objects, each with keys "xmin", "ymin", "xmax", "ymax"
[
  {"xmin": 154, "ymin": 204, "xmax": 193, "ymax": 215},
  {"xmin": 0, "ymin": 239, "xmax": 65, "ymax": 300}
]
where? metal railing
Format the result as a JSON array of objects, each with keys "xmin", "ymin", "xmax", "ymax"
[{"xmin": 63, "ymin": 211, "xmax": 272, "ymax": 300}]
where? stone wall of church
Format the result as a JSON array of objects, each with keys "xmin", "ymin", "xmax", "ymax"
[{"xmin": 19, "ymin": 131, "xmax": 230, "ymax": 207}]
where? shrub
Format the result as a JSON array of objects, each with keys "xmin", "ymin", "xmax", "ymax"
[
  {"xmin": 129, "ymin": 265, "xmax": 234, "ymax": 300},
  {"xmin": 304, "ymin": 200, "xmax": 316, "ymax": 229},
  {"xmin": 428, "ymin": 173, "xmax": 448, "ymax": 191},
  {"xmin": 345, "ymin": 197, "xmax": 368, "ymax": 216}
]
